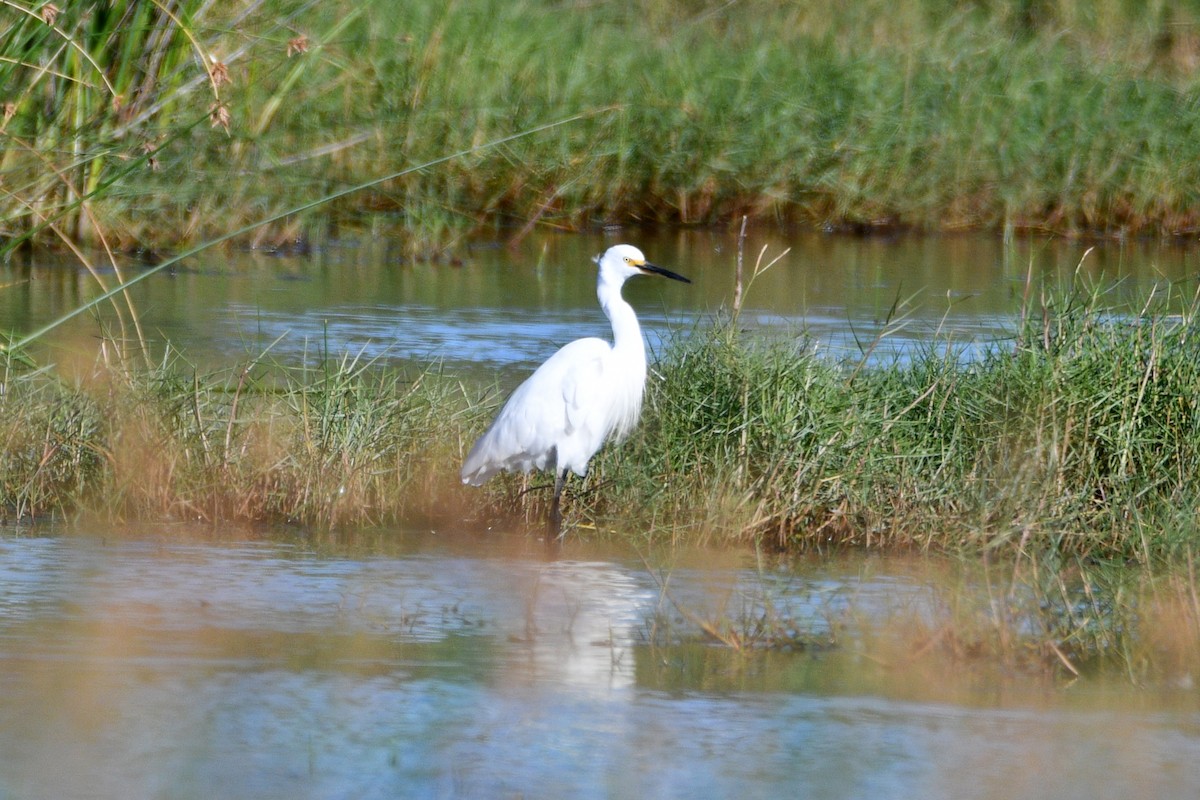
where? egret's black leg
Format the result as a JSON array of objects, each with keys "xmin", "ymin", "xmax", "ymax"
[{"xmin": 549, "ymin": 468, "xmax": 567, "ymax": 538}]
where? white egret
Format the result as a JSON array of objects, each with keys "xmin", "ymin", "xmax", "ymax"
[{"xmin": 461, "ymin": 244, "xmax": 690, "ymax": 534}]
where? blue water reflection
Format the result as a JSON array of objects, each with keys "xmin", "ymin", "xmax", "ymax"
[
  {"xmin": 2, "ymin": 531, "xmax": 1198, "ymax": 799},
  {"xmin": 5, "ymin": 231, "xmax": 1197, "ymax": 375},
  {"xmin": 219, "ymin": 302, "xmax": 689, "ymax": 369}
]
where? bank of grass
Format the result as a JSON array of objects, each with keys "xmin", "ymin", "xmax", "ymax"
[
  {"xmin": 602, "ymin": 285, "xmax": 1200, "ymax": 561},
  {"xmin": 4, "ymin": 279, "xmax": 1199, "ymax": 564},
  {"xmin": 1, "ymin": 348, "xmax": 471, "ymax": 528},
  {"xmin": 7, "ymin": 0, "xmax": 1200, "ymax": 249}
]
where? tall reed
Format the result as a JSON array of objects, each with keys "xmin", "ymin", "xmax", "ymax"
[{"xmin": 0, "ymin": 0, "xmax": 229, "ymax": 242}]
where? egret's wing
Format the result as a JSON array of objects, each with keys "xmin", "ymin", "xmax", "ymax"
[
  {"xmin": 460, "ymin": 339, "xmax": 609, "ymax": 485},
  {"xmin": 559, "ymin": 343, "xmax": 608, "ymax": 436}
]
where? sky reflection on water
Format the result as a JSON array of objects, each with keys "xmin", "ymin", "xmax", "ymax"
[
  {"xmin": 5, "ymin": 230, "xmax": 1197, "ymax": 376},
  {"xmin": 2, "ymin": 530, "xmax": 1199, "ymax": 799}
]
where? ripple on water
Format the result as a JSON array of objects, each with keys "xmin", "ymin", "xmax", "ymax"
[{"xmin": 1, "ymin": 530, "xmax": 1199, "ymax": 800}]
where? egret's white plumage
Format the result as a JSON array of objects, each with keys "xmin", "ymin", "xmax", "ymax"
[{"xmin": 461, "ymin": 244, "xmax": 689, "ymax": 530}]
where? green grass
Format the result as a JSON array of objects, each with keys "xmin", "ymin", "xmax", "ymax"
[
  {"xmin": 7, "ymin": 0, "xmax": 1200, "ymax": 249},
  {"xmin": 2, "ymin": 334, "xmax": 457, "ymax": 526},
  {"xmin": 588, "ymin": 282, "xmax": 1200, "ymax": 562},
  {"xmin": 5, "ymin": 277, "xmax": 1198, "ymax": 568},
  {"xmin": 0, "ymin": 0, "xmax": 229, "ymax": 245}
]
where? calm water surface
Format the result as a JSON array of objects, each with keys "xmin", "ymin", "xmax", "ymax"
[
  {"xmin": 2, "ymin": 527, "xmax": 1199, "ymax": 800},
  {"xmin": 4, "ymin": 230, "xmax": 1198, "ymax": 373}
]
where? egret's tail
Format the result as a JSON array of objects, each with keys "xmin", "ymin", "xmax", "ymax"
[{"xmin": 460, "ymin": 451, "xmax": 493, "ymax": 486}]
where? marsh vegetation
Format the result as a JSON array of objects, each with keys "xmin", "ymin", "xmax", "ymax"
[
  {"xmin": 6, "ymin": 0, "xmax": 1200, "ymax": 250},
  {"xmin": 5, "ymin": 267, "xmax": 1200, "ymax": 676},
  {"xmin": 4, "ymin": 0, "xmax": 1200, "ymax": 677},
  {"xmin": 3, "ymin": 274, "xmax": 1196, "ymax": 555}
]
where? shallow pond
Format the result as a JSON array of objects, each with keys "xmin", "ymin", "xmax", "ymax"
[
  {"xmin": 2, "ymin": 527, "xmax": 1199, "ymax": 799},
  {"xmin": 5, "ymin": 233, "xmax": 1200, "ymax": 797},
  {"xmin": 4, "ymin": 230, "xmax": 1198, "ymax": 374}
]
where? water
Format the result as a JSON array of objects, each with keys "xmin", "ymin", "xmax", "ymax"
[
  {"xmin": 2, "ymin": 528, "xmax": 1199, "ymax": 800},
  {"xmin": 4, "ymin": 230, "xmax": 1198, "ymax": 374}
]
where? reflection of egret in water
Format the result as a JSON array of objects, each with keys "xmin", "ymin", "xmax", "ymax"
[{"xmin": 508, "ymin": 559, "xmax": 655, "ymax": 692}]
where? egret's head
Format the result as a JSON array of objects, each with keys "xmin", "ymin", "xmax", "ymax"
[{"xmin": 594, "ymin": 244, "xmax": 690, "ymax": 284}]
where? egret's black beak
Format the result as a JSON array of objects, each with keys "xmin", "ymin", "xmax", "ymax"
[{"xmin": 639, "ymin": 261, "xmax": 691, "ymax": 284}]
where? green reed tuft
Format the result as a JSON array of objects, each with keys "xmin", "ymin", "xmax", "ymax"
[
  {"xmin": 0, "ymin": 360, "xmax": 104, "ymax": 522},
  {"xmin": 0, "ymin": 0, "xmax": 232, "ymax": 244},
  {"xmin": 0, "ymin": 344, "xmax": 467, "ymax": 527},
  {"xmin": 577, "ymin": 280, "xmax": 1200, "ymax": 564}
]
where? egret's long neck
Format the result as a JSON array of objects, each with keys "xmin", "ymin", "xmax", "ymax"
[{"xmin": 598, "ymin": 273, "xmax": 646, "ymax": 362}]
